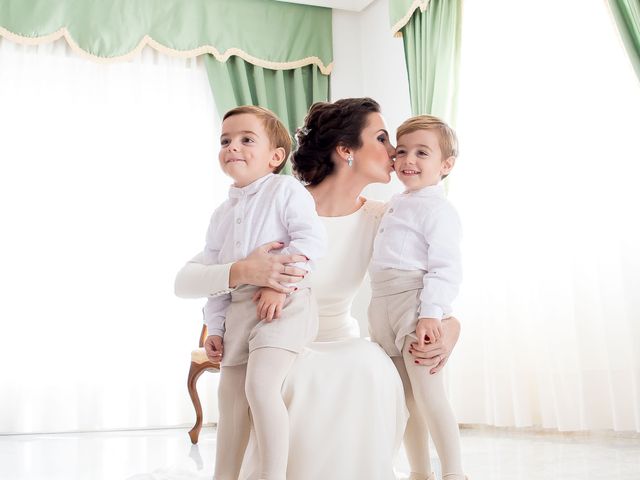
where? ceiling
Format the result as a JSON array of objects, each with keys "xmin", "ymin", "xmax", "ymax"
[{"xmin": 274, "ymin": 0, "xmax": 377, "ymax": 12}]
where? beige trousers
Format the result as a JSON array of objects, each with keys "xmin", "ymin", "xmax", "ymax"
[{"xmin": 369, "ymin": 269, "xmax": 465, "ymax": 480}]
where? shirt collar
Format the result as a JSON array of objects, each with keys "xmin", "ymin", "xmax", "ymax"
[
  {"xmin": 228, "ymin": 173, "xmax": 273, "ymax": 199},
  {"xmin": 402, "ymin": 183, "xmax": 445, "ymax": 198}
]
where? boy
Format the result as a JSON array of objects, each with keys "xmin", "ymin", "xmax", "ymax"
[
  {"xmin": 203, "ymin": 105, "xmax": 326, "ymax": 480},
  {"xmin": 368, "ymin": 115, "xmax": 467, "ymax": 480}
]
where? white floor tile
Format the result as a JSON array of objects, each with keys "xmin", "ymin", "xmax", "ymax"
[{"xmin": 0, "ymin": 426, "xmax": 638, "ymax": 480}]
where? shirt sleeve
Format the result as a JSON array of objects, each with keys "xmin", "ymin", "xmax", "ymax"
[
  {"xmin": 203, "ymin": 295, "xmax": 229, "ymax": 337},
  {"xmin": 278, "ymin": 180, "xmax": 327, "ymax": 273},
  {"xmin": 419, "ymin": 201, "xmax": 463, "ymax": 320},
  {"xmin": 174, "ymin": 253, "xmax": 235, "ymax": 299}
]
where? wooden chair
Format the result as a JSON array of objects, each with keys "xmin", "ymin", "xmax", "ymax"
[{"xmin": 187, "ymin": 324, "xmax": 220, "ymax": 444}]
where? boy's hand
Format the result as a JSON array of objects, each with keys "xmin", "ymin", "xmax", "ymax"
[
  {"xmin": 252, "ymin": 287, "xmax": 286, "ymax": 322},
  {"xmin": 204, "ymin": 335, "xmax": 223, "ymax": 363},
  {"xmin": 416, "ymin": 317, "xmax": 443, "ymax": 348}
]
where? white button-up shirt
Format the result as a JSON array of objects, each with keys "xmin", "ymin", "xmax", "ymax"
[
  {"xmin": 202, "ymin": 173, "xmax": 327, "ymax": 336},
  {"xmin": 370, "ymin": 183, "xmax": 462, "ymax": 320}
]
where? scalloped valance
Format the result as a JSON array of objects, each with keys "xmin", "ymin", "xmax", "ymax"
[
  {"xmin": 0, "ymin": 0, "xmax": 333, "ymax": 74},
  {"xmin": 389, "ymin": 0, "xmax": 431, "ymax": 36}
]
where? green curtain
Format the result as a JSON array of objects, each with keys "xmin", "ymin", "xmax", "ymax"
[
  {"xmin": 205, "ymin": 56, "xmax": 330, "ymax": 174},
  {"xmin": 0, "ymin": 0, "xmax": 332, "ymax": 72},
  {"xmin": 608, "ymin": 0, "xmax": 640, "ymax": 81},
  {"xmin": 399, "ymin": 0, "xmax": 463, "ymax": 123}
]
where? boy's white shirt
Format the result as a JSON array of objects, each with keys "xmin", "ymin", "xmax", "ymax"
[
  {"xmin": 369, "ymin": 183, "xmax": 462, "ymax": 321},
  {"xmin": 202, "ymin": 173, "xmax": 327, "ymax": 337}
]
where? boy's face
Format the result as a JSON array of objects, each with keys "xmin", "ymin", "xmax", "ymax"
[
  {"xmin": 219, "ymin": 113, "xmax": 285, "ymax": 188},
  {"xmin": 394, "ymin": 129, "xmax": 455, "ymax": 191}
]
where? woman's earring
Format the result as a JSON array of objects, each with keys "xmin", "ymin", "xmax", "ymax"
[{"xmin": 347, "ymin": 154, "xmax": 353, "ymax": 167}]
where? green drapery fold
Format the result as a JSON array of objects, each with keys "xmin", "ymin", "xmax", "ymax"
[
  {"xmin": 0, "ymin": 0, "xmax": 333, "ymax": 73},
  {"xmin": 400, "ymin": 0, "xmax": 462, "ymax": 122},
  {"xmin": 389, "ymin": 0, "xmax": 430, "ymax": 35},
  {"xmin": 607, "ymin": 0, "xmax": 640, "ymax": 81},
  {"xmin": 205, "ymin": 56, "xmax": 330, "ymax": 174}
]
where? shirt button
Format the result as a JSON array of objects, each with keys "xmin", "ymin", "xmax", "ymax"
[
  {"xmin": 379, "ymin": 228, "xmax": 384, "ymax": 233},
  {"xmin": 388, "ymin": 208, "xmax": 394, "ymax": 213},
  {"xmin": 235, "ymin": 241, "xmax": 241, "ymax": 247},
  {"xmin": 236, "ymin": 218, "xmax": 242, "ymax": 224}
]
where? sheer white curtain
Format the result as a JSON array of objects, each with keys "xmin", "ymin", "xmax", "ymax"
[
  {"xmin": 0, "ymin": 38, "xmax": 226, "ymax": 433},
  {"xmin": 447, "ymin": 0, "xmax": 640, "ymax": 432}
]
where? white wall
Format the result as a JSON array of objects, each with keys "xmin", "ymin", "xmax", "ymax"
[
  {"xmin": 331, "ymin": 0, "xmax": 412, "ymax": 333},
  {"xmin": 332, "ymin": 0, "xmax": 411, "ymax": 143}
]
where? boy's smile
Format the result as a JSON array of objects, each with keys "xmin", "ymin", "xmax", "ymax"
[{"xmin": 394, "ymin": 129, "xmax": 455, "ymax": 191}]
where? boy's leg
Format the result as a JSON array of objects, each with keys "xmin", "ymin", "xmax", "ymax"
[
  {"xmin": 214, "ymin": 364, "xmax": 250, "ymax": 480},
  {"xmin": 402, "ymin": 337, "xmax": 465, "ymax": 480},
  {"xmin": 392, "ymin": 355, "xmax": 433, "ymax": 480},
  {"xmin": 245, "ymin": 347, "xmax": 296, "ymax": 480}
]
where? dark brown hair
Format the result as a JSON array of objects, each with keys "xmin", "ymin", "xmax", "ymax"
[
  {"xmin": 223, "ymin": 105, "xmax": 291, "ymax": 174},
  {"xmin": 291, "ymin": 97, "xmax": 381, "ymax": 185}
]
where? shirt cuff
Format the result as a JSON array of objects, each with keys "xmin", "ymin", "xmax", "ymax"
[
  {"xmin": 419, "ymin": 304, "xmax": 444, "ymax": 320},
  {"xmin": 205, "ymin": 319, "xmax": 225, "ymax": 337},
  {"xmin": 208, "ymin": 263, "xmax": 236, "ymax": 297}
]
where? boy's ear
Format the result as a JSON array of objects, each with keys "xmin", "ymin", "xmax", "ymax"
[
  {"xmin": 270, "ymin": 147, "xmax": 287, "ymax": 169},
  {"xmin": 441, "ymin": 156, "xmax": 456, "ymax": 176}
]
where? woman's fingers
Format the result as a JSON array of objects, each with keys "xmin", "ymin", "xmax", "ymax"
[
  {"xmin": 280, "ymin": 255, "xmax": 308, "ymax": 267},
  {"xmin": 261, "ymin": 241, "xmax": 285, "ymax": 253},
  {"xmin": 277, "ymin": 273, "xmax": 303, "ymax": 284},
  {"xmin": 430, "ymin": 355, "xmax": 447, "ymax": 375},
  {"xmin": 413, "ymin": 356, "xmax": 439, "ymax": 366},
  {"xmin": 274, "ymin": 302, "xmax": 283, "ymax": 320},
  {"xmin": 268, "ymin": 280, "xmax": 295, "ymax": 294},
  {"xmin": 409, "ymin": 343, "xmax": 445, "ymax": 359}
]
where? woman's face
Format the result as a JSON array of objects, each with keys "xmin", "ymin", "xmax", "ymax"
[{"xmin": 351, "ymin": 112, "xmax": 396, "ymax": 184}]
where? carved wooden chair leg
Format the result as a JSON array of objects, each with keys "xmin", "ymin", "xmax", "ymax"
[{"xmin": 187, "ymin": 361, "xmax": 209, "ymax": 444}]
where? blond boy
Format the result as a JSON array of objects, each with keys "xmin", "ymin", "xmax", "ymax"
[
  {"xmin": 202, "ymin": 106, "xmax": 326, "ymax": 480},
  {"xmin": 368, "ymin": 115, "xmax": 467, "ymax": 480}
]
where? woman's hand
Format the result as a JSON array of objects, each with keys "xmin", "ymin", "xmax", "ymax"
[
  {"xmin": 230, "ymin": 241, "xmax": 307, "ymax": 293},
  {"xmin": 409, "ymin": 316, "xmax": 461, "ymax": 374}
]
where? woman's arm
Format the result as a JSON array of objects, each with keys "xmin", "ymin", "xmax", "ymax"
[
  {"xmin": 409, "ymin": 316, "xmax": 461, "ymax": 374},
  {"xmin": 174, "ymin": 242, "xmax": 308, "ymax": 298}
]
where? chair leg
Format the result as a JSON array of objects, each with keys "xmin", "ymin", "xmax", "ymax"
[{"xmin": 187, "ymin": 361, "xmax": 209, "ymax": 444}]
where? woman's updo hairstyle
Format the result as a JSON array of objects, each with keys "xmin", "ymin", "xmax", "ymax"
[{"xmin": 292, "ymin": 97, "xmax": 381, "ymax": 186}]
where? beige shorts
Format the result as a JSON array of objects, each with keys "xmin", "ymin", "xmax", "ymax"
[
  {"xmin": 368, "ymin": 268, "xmax": 450, "ymax": 357},
  {"xmin": 221, "ymin": 283, "xmax": 318, "ymax": 367}
]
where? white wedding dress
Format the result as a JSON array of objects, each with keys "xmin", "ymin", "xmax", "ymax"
[{"xmin": 163, "ymin": 199, "xmax": 408, "ymax": 480}]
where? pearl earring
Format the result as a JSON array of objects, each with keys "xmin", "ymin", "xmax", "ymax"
[{"xmin": 347, "ymin": 154, "xmax": 353, "ymax": 167}]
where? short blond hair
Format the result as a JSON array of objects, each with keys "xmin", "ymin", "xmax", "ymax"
[
  {"xmin": 396, "ymin": 115, "xmax": 459, "ymax": 159},
  {"xmin": 223, "ymin": 105, "xmax": 291, "ymax": 174}
]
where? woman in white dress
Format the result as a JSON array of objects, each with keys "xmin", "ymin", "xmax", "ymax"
[{"xmin": 175, "ymin": 98, "xmax": 461, "ymax": 480}]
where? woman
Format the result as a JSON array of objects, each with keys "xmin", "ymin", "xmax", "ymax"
[{"xmin": 175, "ymin": 98, "xmax": 460, "ymax": 480}]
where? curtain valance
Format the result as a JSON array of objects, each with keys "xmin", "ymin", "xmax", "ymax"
[
  {"xmin": 389, "ymin": 0, "xmax": 431, "ymax": 36},
  {"xmin": 0, "ymin": 0, "xmax": 333, "ymax": 74}
]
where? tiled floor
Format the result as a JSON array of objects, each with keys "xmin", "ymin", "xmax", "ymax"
[{"xmin": 0, "ymin": 426, "xmax": 639, "ymax": 480}]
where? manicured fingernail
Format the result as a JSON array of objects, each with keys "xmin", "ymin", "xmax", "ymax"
[{"xmin": 414, "ymin": 360, "xmax": 419, "ymax": 364}]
